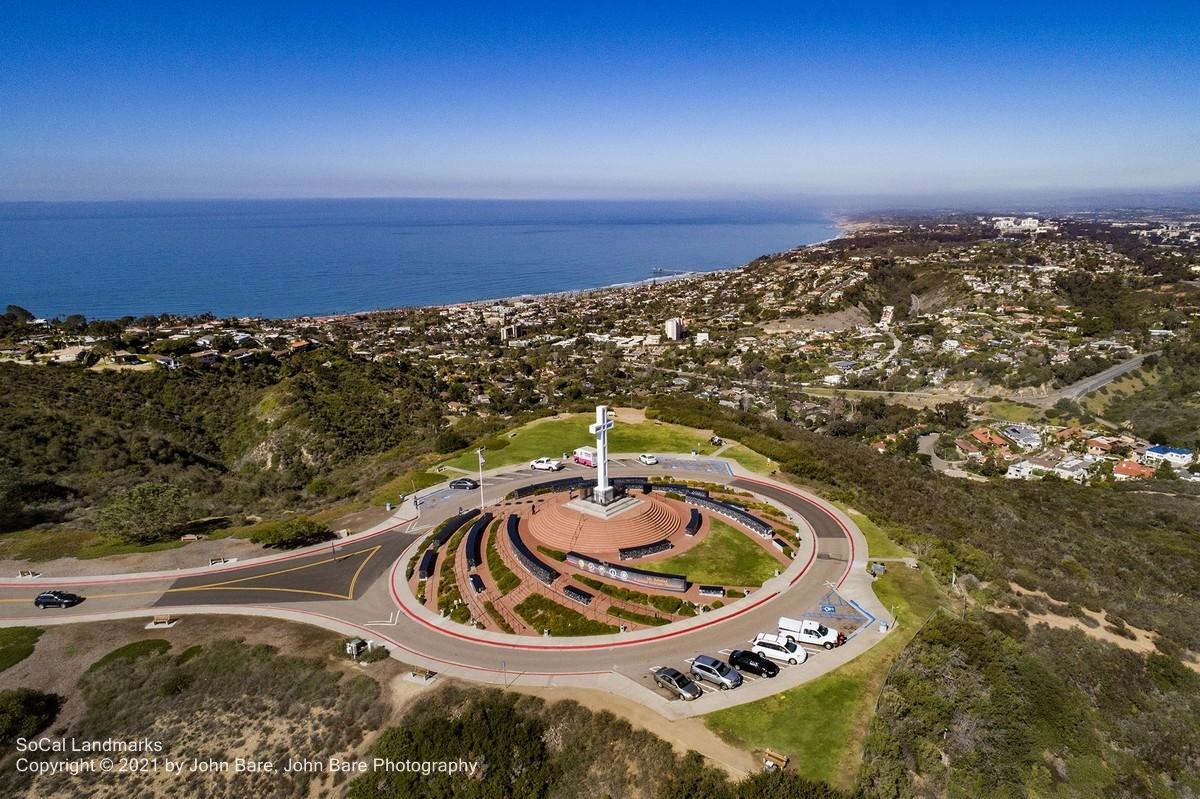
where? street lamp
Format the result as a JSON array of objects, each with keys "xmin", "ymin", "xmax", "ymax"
[{"xmin": 476, "ymin": 447, "xmax": 486, "ymax": 511}]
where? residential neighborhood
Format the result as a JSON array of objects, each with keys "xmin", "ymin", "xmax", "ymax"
[{"xmin": 3, "ymin": 212, "xmax": 1199, "ymax": 490}]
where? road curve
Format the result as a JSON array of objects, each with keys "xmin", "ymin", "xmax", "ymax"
[{"xmin": 0, "ymin": 459, "xmax": 889, "ymax": 717}]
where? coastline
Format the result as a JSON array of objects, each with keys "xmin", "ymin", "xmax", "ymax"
[
  {"xmin": 2, "ymin": 200, "xmax": 846, "ymax": 323},
  {"xmin": 299, "ymin": 221, "xmax": 848, "ymax": 325}
]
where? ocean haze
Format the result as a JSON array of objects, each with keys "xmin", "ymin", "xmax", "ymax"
[{"xmin": 0, "ymin": 198, "xmax": 836, "ymax": 320}]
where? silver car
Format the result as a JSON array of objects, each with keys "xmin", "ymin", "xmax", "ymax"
[{"xmin": 690, "ymin": 655, "xmax": 742, "ymax": 690}]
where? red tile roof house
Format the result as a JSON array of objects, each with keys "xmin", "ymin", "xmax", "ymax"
[
  {"xmin": 1113, "ymin": 460, "xmax": 1155, "ymax": 480},
  {"xmin": 969, "ymin": 427, "xmax": 1008, "ymax": 447}
]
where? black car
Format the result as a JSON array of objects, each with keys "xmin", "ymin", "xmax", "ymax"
[
  {"xmin": 729, "ymin": 649, "xmax": 779, "ymax": 678},
  {"xmin": 449, "ymin": 477, "xmax": 479, "ymax": 490},
  {"xmin": 34, "ymin": 590, "xmax": 83, "ymax": 609}
]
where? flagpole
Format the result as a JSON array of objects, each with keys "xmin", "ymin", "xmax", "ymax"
[{"xmin": 476, "ymin": 447, "xmax": 486, "ymax": 511}]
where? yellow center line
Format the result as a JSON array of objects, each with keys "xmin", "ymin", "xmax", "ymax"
[{"xmin": 2, "ymin": 545, "xmax": 382, "ymax": 603}]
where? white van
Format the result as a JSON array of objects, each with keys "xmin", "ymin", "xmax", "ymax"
[
  {"xmin": 778, "ymin": 617, "xmax": 845, "ymax": 649},
  {"xmin": 572, "ymin": 447, "xmax": 599, "ymax": 467}
]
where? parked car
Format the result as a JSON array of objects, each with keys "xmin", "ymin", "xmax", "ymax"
[
  {"xmin": 751, "ymin": 632, "xmax": 807, "ymax": 665},
  {"xmin": 689, "ymin": 655, "xmax": 742, "ymax": 690},
  {"xmin": 638, "ymin": 453, "xmax": 659, "ymax": 465},
  {"xmin": 34, "ymin": 590, "xmax": 83, "ymax": 609},
  {"xmin": 652, "ymin": 666, "xmax": 702, "ymax": 700},
  {"xmin": 449, "ymin": 477, "xmax": 479, "ymax": 490},
  {"xmin": 529, "ymin": 457, "xmax": 564, "ymax": 471},
  {"xmin": 729, "ymin": 649, "xmax": 779, "ymax": 678}
]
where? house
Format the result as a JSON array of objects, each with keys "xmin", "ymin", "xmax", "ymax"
[
  {"xmin": 108, "ymin": 351, "xmax": 141, "ymax": 366},
  {"xmin": 1005, "ymin": 460, "xmax": 1042, "ymax": 480},
  {"xmin": 1052, "ymin": 456, "xmax": 1098, "ymax": 483},
  {"xmin": 954, "ymin": 438, "xmax": 983, "ymax": 460},
  {"xmin": 1113, "ymin": 460, "xmax": 1155, "ymax": 480},
  {"xmin": 1005, "ymin": 453, "xmax": 1059, "ymax": 480},
  {"xmin": 1086, "ymin": 437, "xmax": 1117, "ymax": 456},
  {"xmin": 1054, "ymin": 426, "xmax": 1086, "ymax": 442},
  {"xmin": 148, "ymin": 354, "xmax": 181, "ymax": 369},
  {"xmin": 969, "ymin": 427, "xmax": 1008, "ymax": 447},
  {"xmin": 190, "ymin": 349, "xmax": 219, "ymax": 365},
  {"xmin": 1142, "ymin": 445, "xmax": 1194, "ymax": 467},
  {"xmin": 1002, "ymin": 425, "xmax": 1042, "ymax": 451}
]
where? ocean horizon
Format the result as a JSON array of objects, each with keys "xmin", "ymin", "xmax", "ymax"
[{"xmin": 0, "ymin": 198, "xmax": 837, "ymax": 321}]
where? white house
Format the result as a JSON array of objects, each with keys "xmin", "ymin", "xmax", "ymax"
[{"xmin": 1142, "ymin": 445, "xmax": 1194, "ymax": 468}]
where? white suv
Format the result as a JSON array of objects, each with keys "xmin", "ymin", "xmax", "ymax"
[{"xmin": 751, "ymin": 632, "xmax": 807, "ymax": 665}]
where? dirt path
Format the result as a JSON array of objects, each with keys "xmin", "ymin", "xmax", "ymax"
[{"xmin": 510, "ymin": 684, "xmax": 759, "ymax": 777}]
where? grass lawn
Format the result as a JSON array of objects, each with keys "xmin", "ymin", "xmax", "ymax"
[
  {"xmin": 0, "ymin": 627, "xmax": 43, "ymax": 674},
  {"xmin": 833, "ymin": 504, "xmax": 914, "ymax": 560},
  {"xmin": 438, "ymin": 414, "xmax": 724, "ymax": 472},
  {"xmin": 651, "ymin": 518, "xmax": 780, "ymax": 586},
  {"xmin": 0, "ymin": 528, "xmax": 189, "ymax": 562},
  {"xmin": 704, "ymin": 566, "xmax": 946, "ymax": 790},
  {"xmin": 369, "ymin": 465, "xmax": 448, "ymax": 505},
  {"xmin": 978, "ymin": 399, "xmax": 1043, "ymax": 424},
  {"xmin": 721, "ymin": 444, "xmax": 776, "ymax": 475}
]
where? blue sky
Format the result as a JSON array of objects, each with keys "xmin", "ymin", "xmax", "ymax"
[{"xmin": 2, "ymin": 2, "xmax": 1198, "ymax": 200}]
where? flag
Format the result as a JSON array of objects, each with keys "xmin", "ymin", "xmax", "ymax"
[{"xmin": 478, "ymin": 449, "xmax": 485, "ymax": 466}]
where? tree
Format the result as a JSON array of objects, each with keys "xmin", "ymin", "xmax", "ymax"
[
  {"xmin": 434, "ymin": 428, "xmax": 469, "ymax": 454},
  {"xmin": 4, "ymin": 305, "xmax": 34, "ymax": 323},
  {"xmin": 1154, "ymin": 461, "xmax": 1179, "ymax": 480},
  {"xmin": 96, "ymin": 482, "xmax": 190, "ymax": 543}
]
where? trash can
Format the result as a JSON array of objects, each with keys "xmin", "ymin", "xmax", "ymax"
[{"xmin": 386, "ymin": 502, "xmax": 392, "ymax": 511}]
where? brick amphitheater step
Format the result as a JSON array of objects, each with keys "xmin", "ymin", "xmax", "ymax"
[{"xmin": 525, "ymin": 494, "xmax": 685, "ymax": 553}]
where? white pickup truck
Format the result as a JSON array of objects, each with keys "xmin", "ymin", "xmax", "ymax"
[
  {"xmin": 778, "ymin": 617, "xmax": 846, "ymax": 649},
  {"xmin": 529, "ymin": 457, "xmax": 564, "ymax": 471}
]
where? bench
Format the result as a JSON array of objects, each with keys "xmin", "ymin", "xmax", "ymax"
[
  {"xmin": 405, "ymin": 668, "xmax": 438, "ymax": 685},
  {"xmin": 180, "ymin": 534, "xmax": 206, "ymax": 541},
  {"xmin": 145, "ymin": 614, "xmax": 178, "ymax": 629},
  {"xmin": 685, "ymin": 508, "xmax": 702, "ymax": 536},
  {"xmin": 618, "ymin": 539, "xmax": 673, "ymax": 561},
  {"xmin": 17, "ymin": 570, "xmax": 41, "ymax": 578},
  {"xmin": 763, "ymin": 749, "xmax": 790, "ymax": 771},
  {"xmin": 563, "ymin": 585, "xmax": 594, "ymax": 605}
]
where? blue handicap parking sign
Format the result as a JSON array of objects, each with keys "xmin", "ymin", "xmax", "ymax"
[{"xmin": 821, "ymin": 605, "xmax": 836, "ymax": 613}]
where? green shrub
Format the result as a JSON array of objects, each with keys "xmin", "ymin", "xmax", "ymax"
[
  {"xmin": 606, "ymin": 607, "xmax": 669, "ymax": 627},
  {"xmin": 0, "ymin": 628, "xmax": 42, "ymax": 674},
  {"xmin": 0, "ymin": 688, "xmax": 59, "ymax": 745},
  {"xmin": 87, "ymin": 639, "xmax": 171, "ymax": 673}
]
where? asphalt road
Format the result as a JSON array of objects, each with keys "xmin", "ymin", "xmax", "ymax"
[{"xmin": 0, "ymin": 459, "xmax": 871, "ymax": 711}]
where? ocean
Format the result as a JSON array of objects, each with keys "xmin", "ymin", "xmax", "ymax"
[{"xmin": 0, "ymin": 199, "xmax": 836, "ymax": 321}]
